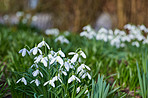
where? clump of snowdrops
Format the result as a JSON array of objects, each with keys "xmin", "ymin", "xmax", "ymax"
[
  {"xmin": 16, "ymin": 39, "xmax": 91, "ymax": 97},
  {"xmin": 80, "ymin": 24, "xmax": 148, "ymax": 48}
]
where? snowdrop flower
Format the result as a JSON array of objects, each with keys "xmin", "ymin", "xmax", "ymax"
[
  {"xmin": 69, "ymin": 50, "xmax": 86, "ymax": 63},
  {"xmin": 30, "ymin": 79, "xmax": 40, "ymax": 86},
  {"xmin": 132, "ymin": 41, "xmax": 140, "ymax": 47},
  {"xmin": 81, "ymin": 72, "xmax": 91, "ymax": 80},
  {"xmin": 62, "ymin": 61, "xmax": 74, "ymax": 71},
  {"xmin": 30, "ymin": 64, "xmax": 38, "ymax": 68},
  {"xmin": 32, "ymin": 69, "xmax": 43, "ymax": 77},
  {"xmin": 50, "ymin": 56, "xmax": 63, "ymax": 66},
  {"xmin": 41, "ymin": 57, "xmax": 48, "ymax": 67},
  {"xmin": 44, "ymin": 80, "xmax": 55, "ymax": 87},
  {"xmin": 83, "ymin": 25, "xmax": 92, "ymax": 32},
  {"xmin": 37, "ymin": 40, "xmax": 50, "ymax": 49},
  {"xmin": 55, "ymin": 50, "xmax": 65, "ymax": 57},
  {"xmin": 19, "ymin": 48, "xmax": 30, "ymax": 57},
  {"xmin": 34, "ymin": 55, "xmax": 43, "ymax": 63},
  {"xmin": 76, "ymin": 87, "xmax": 80, "ymax": 93},
  {"xmin": 16, "ymin": 77, "xmax": 27, "ymax": 85},
  {"xmin": 45, "ymin": 28, "xmax": 59, "ymax": 36},
  {"xmin": 30, "ymin": 46, "xmax": 42, "ymax": 55},
  {"xmin": 77, "ymin": 64, "xmax": 91, "ymax": 74},
  {"xmin": 68, "ymin": 75, "xmax": 81, "ymax": 83},
  {"xmin": 55, "ymin": 36, "xmax": 69, "ymax": 44},
  {"xmin": 44, "ymin": 75, "xmax": 62, "ymax": 87}
]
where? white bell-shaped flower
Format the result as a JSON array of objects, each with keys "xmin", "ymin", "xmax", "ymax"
[
  {"xmin": 34, "ymin": 55, "xmax": 43, "ymax": 63},
  {"xmin": 81, "ymin": 72, "xmax": 91, "ymax": 80},
  {"xmin": 77, "ymin": 64, "xmax": 91, "ymax": 74},
  {"xmin": 30, "ymin": 46, "xmax": 42, "ymax": 55},
  {"xmin": 44, "ymin": 80, "xmax": 55, "ymax": 87},
  {"xmin": 37, "ymin": 40, "xmax": 50, "ymax": 49},
  {"xmin": 32, "ymin": 69, "xmax": 43, "ymax": 77},
  {"xmin": 68, "ymin": 75, "xmax": 81, "ymax": 83},
  {"xmin": 16, "ymin": 77, "xmax": 27, "ymax": 85},
  {"xmin": 30, "ymin": 79, "xmax": 40, "ymax": 86},
  {"xmin": 41, "ymin": 57, "xmax": 48, "ymax": 67},
  {"xmin": 50, "ymin": 56, "xmax": 63, "ymax": 66},
  {"xmin": 19, "ymin": 48, "xmax": 30, "ymax": 57}
]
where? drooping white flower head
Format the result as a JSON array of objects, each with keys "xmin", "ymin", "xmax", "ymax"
[
  {"xmin": 50, "ymin": 56, "xmax": 63, "ymax": 66},
  {"xmin": 44, "ymin": 80, "xmax": 55, "ymax": 87},
  {"xmin": 69, "ymin": 50, "xmax": 86, "ymax": 63},
  {"xmin": 30, "ymin": 79, "xmax": 40, "ymax": 86},
  {"xmin": 32, "ymin": 69, "xmax": 43, "ymax": 77},
  {"xmin": 37, "ymin": 40, "xmax": 50, "ymax": 49},
  {"xmin": 19, "ymin": 48, "xmax": 30, "ymax": 57},
  {"xmin": 16, "ymin": 77, "xmax": 27, "ymax": 85},
  {"xmin": 30, "ymin": 46, "xmax": 42, "ymax": 55},
  {"xmin": 34, "ymin": 55, "xmax": 43, "ymax": 63},
  {"xmin": 68, "ymin": 75, "xmax": 81, "ymax": 83},
  {"xmin": 41, "ymin": 57, "xmax": 48, "ymax": 67},
  {"xmin": 77, "ymin": 64, "xmax": 91, "ymax": 74},
  {"xmin": 81, "ymin": 72, "xmax": 91, "ymax": 80}
]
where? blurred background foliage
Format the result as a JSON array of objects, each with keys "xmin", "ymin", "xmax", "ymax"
[{"xmin": 0, "ymin": 0, "xmax": 147, "ymax": 32}]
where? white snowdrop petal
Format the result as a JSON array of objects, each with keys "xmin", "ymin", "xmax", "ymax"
[
  {"xmin": 44, "ymin": 81, "xmax": 49, "ymax": 86},
  {"xmin": 76, "ymin": 87, "xmax": 80, "ymax": 93},
  {"xmin": 33, "ymin": 47, "xmax": 38, "ymax": 55},
  {"xmin": 87, "ymin": 73, "xmax": 91, "ymax": 79},
  {"xmin": 32, "ymin": 70, "xmax": 39, "ymax": 77},
  {"xmin": 62, "ymin": 71, "xmax": 67, "ymax": 76},
  {"xmin": 80, "ymin": 51, "xmax": 86, "ymax": 58},
  {"xmin": 68, "ymin": 76, "xmax": 73, "ymax": 83},
  {"xmin": 22, "ymin": 48, "xmax": 26, "ymax": 57},
  {"xmin": 50, "ymin": 58, "xmax": 56, "ymax": 65},
  {"xmin": 68, "ymin": 52, "xmax": 76, "ymax": 55},
  {"xmin": 35, "ymin": 79, "xmax": 40, "ymax": 86},
  {"xmin": 57, "ymin": 56, "xmax": 63, "ymax": 66},
  {"xmin": 59, "ymin": 50, "xmax": 65, "ymax": 57},
  {"xmin": 38, "ymin": 49, "xmax": 42, "ymax": 54},
  {"xmin": 16, "ymin": 78, "xmax": 22, "ymax": 83},
  {"xmin": 45, "ymin": 43, "xmax": 50, "ymax": 49},
  {"xmin": 30, "ymin": 80, "xmax": 35, "ymax": 84},
  {"xmin": 19, "ymin": 49, "xmax": 23, "ymax": 53},
  {"xmin": 22, "ymin": 77, "xmax": 27, "ymax": 85},
  {"xmin": 40, "ymin": 72, "xmax": 43, "ymax": 77},
  {"xmin": 71, "ymin": 54, "xmax": 78, "ymax": 63}
]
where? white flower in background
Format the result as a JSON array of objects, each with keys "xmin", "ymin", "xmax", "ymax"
[
  {"xmin": 16, "ymin": 77, "xmax": 27, "ymax": 85},
  {"xmin": 30, "ymin": 46, "xmax": 42, "ymax": 55},
  {"xmin": 69, "ymin": 50, "xmax": 86, "ymax": 63},
  {"xmin": 98, "ymin": 28, "xmax": 108, "ymax": 34},
  {"xmin": 55, "ymin": 35, "xmax": 69, "ymax": 44},
  {"xmin": 76, "ymin": 87, "xmax": 80, "ymax": 93},
  {"xmin": 45, "ymin": 28, "xmax": 59, "ymax": 36},
  {"xmin": 77, "ymin": 64, "xmax": 91, "ymax": 74},
  {"xmin": 64, "ymin": 31, "xmax": 70, "ymax": 36},
  {"xmin": 132, "ymin": 41, "xmax": 140, "ymax": 47},
  {"xmin": 32, "ymin": 69, "xmax": 43, "ymax": 77},
  {"xmin": 16, "ymin": 11, "xmax": 24, "ymax": 17},
  {"xmin": 50, "ymin": 56, "xmax": 63, "ymax": 66},
  {"xmin": 30, "ymin": 79, "xmax": 40, "ymax": 86},
  {"xmin": 68, "ymin": 75, "xmax": 81, "ymax": 83},
  {"xmin": 41, "ymin": 57, "xmax": 48, "ymax": 67},
  {"xmin": 37, "ymin": 40, "xmax": 50, "ymax": 49},
  {"xmin": 19, "ymin": 48, "xmax": 30, "ymax": 57}
]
